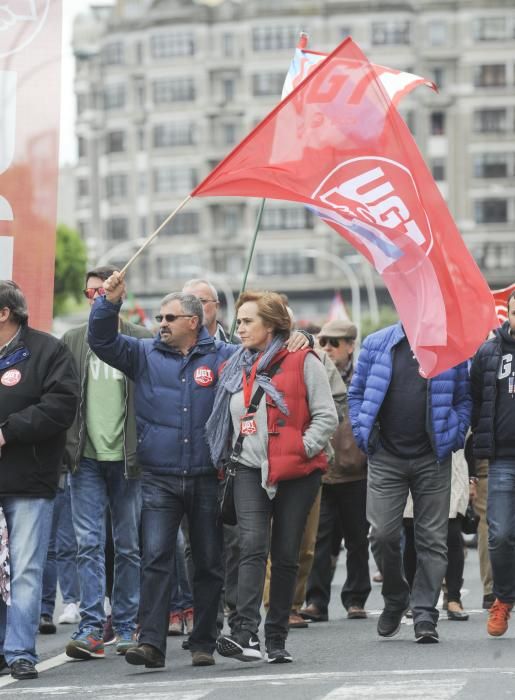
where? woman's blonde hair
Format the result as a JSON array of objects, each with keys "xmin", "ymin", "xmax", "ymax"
[{"xmin": 236, "ymin": 290, "xmax": 292, "ymax": 338}]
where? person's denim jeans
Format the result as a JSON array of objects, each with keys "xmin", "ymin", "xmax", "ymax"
[
  {"xmin": 138, "ymin": 472, "xmax": 223, "ymax": 656},
  {"xmin": 0, "ymin": 496, "xmax": 54, "ymax": 665},
  {"xmin": 233, "ymin": 465, "xmax": 321, "ymax": 642},
  {"xmin": 170, "ymin": 527, "xmax": 193, "ymax": 612},
  {"xmin": 70, "ymin": 458, "xmax": 141, "ymax": 634},
  {"xmin": 487, "ymin": 459, "xmax": 515, "ymax": 603},
  {"xmin": 367, "ymin": 447, "xmax": 451, "ymax": 626},
  {"xmin": 41, "ymin": 477, "xmax": 79, "ymax": 617}
]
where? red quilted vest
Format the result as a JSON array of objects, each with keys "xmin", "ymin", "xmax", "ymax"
[{"xmin": 266, "ymin": 348, "xmax": 328, "ymax": 485}]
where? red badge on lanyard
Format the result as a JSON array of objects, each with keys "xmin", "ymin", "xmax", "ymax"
[{"xmin": 240, "ymin": 356, "xmax": 261, "ymax": 436}]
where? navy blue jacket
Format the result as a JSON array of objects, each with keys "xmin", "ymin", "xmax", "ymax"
[
  {"xmin": 348, "ymin": 323, "xmax": 471, "ymax": 462},
  {"xmin": 470, "ymin": 325, "xmax": 508, "ymax": 459},
  {"xmin": 88, "ymin": 298, "xmax": 236, "ymax": 476}
]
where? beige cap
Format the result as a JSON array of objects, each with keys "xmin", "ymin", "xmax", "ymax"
[{"xmin": 319, "ymin": 319, "xmax": 358, "ymax": 340}]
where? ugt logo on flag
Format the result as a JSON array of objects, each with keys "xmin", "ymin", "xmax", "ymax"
[{"xmin": 311, "ymin": 157, "xmax": 434, "ymax": 274}]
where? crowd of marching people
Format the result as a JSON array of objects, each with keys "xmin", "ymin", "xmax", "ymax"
[{"xmin": 1, "ymin": 267, "xmax": 514, "ymax": 679}]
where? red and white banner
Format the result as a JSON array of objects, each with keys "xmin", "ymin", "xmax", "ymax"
[
  {"xmin": 282, "ymin": 40, "xmax": 436, "ymax": 104},
  {"xmin": 492, "ymin": 283, "xmax": 515, "ymax": 325},
  {"xmin": 0, "ymin": 1, "xmax": 62, "ymax": 331},
  {"xmin": 192, "ymin": 37, "xmax": 498, "ymax": 378}
]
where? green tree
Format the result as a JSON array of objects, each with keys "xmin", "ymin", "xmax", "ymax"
[{"xmin": 53, "ymin": 224, "xmax": 87, "ymax": 316}]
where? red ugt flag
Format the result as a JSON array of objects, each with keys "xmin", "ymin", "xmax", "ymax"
[{"xmin": 192, "ymin": 37, "xmax": 497, "ymax": 378}]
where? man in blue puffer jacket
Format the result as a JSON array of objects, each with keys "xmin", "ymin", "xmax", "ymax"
[
  {"xmin": 88, "ymin": 274, "xmax": 236, "ymax": 670},
  {"xmin": 348, "ymin": 322, "xmax": 471, "ymax": 644}
]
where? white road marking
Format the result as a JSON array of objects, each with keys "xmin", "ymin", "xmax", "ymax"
[
  {"xmin": 323, "ymin": 679, "xmax": 465, "ymax": 699},
  {"xmin": 0, "ymin": 653, "xmax": 69, "ymax": 689},
  {"xmin": 0, "ymin": 666, "xmax": 513, "ymax": 695}
]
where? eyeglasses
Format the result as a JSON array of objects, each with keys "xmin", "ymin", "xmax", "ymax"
[
  {"xmin": 83, "ymin": 287, "xmax": 106, "ymax": 299},
  {"xmin": 198, "ymin": 298, "xmax": 218, "ymax": 305},
  {"xmin": 319, "ymin": 337, "xmax": 354, "ymax": 348},
  {"xmin": 155, "ymin": 314, "xmax": 194, "ymax": 323}
]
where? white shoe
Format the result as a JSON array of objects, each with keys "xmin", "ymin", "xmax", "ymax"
[{"xmin": 58, "ymin": 602, "xmax": 80, "ymax": 624}]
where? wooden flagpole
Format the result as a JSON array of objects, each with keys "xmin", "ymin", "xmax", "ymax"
[{"xmin": 120, "ymin": 195, "xmax": 192, "ymax": 275}]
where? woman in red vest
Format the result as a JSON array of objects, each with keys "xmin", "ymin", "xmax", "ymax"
[{"xmin": 206, "ymin": 291, "xmax": 338, "ymax": 664}]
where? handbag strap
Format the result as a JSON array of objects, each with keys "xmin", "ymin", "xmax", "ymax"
[{"xmin": 229, "ymin": 357, "xmax": 284, "ymax": 464}]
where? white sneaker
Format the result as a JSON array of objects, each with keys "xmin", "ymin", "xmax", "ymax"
[{"xmin": 58, "ymin": 602, "xmax": 80, "ymax": 624}]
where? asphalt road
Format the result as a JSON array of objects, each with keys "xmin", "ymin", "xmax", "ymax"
[{"xmin": 1, "ymin": 543, "xmax": 515, "ymax": 699}]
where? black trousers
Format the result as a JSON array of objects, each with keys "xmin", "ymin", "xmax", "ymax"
[{"xmin": 306, "ymin": 479, "xmax": 371, "ymax": 613}]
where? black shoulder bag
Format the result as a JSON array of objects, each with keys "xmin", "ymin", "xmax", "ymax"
[{"xmin": 219, "ymin": 359, "xmax": 283, "ymax": 526}]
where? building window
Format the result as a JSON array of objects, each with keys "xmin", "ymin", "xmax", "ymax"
[
  {"xmin": 427, "ymin": 21, "xmax": 447, "ymax": 46},
  {"xmin": 138, "ymin": 172, "xmax": 147, "ymax": 194},
  {"xmin": 261, "ymin": 207, "xmax": 315, "ymax": 231},
  {"xmin": 431, "ymin": 158, "xmax": 445, "ymax": 181},
  {"xmin": 77, "ymin": 93, "xmax": 88, "ymax": 115},
  {"xmin": 103, "ymin": 84, "xmax": 125, "ymax": 110},
  {"xmin": 431, "ymin": 67, "xmax": 445, "ymax": 89},
  {"xmin": 153, "ymin": 77, "xmax": 195, "ymax": 103},
  {"xmin": 78, "ymin": 136, "xmax": 87, "ymax": 159},
  {"xmin": 153, "ymin": 123, "xmax": 196, "ymax": 148},
  {"xmin": 474, "ymin": 153, "xmax": 509, "ymax": 178},
  {"xmin": 222, "ymin": 124, "xmax": 237, "ymax": 145},
  {"xmin": 136, "ymin": 41, "xmax": 143, "ymax": 64},
  {"xmin": 153, "ymin": 211, "xmax": 199, "ymax": 235},
  {"xmin": 106, "ymin": 217, "xmax": 128, "ymax": 241},
  {"xmin": 340, "ymin": 26, "xmax": 352, "ymax": 39},
  {"xmin": 153, "ymin": 167, "xmax": 197, "ymax": 194},
  {"xmin": 474, "ymin": 199, "xmax": 508, "ymax": 224},
  {"xmin": 473, "ymin": 17, "xmax": 507, "ymax": 42},
  {"xmin": 473, "ymin": 108, "xmax": 507, "ymax": 133},
  {"xmin": 222, "ymin": 78, "xmax": 235, "ymax": 102},
  {"xmin": 76, "ymin": 178, "xmax": 89, "ymax": 198},
  {"xmin": 252, "ymin": 26, "xmax": 298, "ymax": 51},
  {"xmin": 252, "ymin": 72, "xmax": 285, "ymax": 97},
  {"xmin": 371, "ymin": 21, "xmax": 411, "ymax": 45},
  {"xmin": 474, "ymin": 64, "xmax": 506, "ymax": 87},
  {"xmin": 150, "ymin": 33, "xmax": 195, "ymax": 58},
  {"xmin": 105, "ymin": 174, "xmax": 128, "ymax": 199},
  {"xmin": 156, "ymin": 254, "xmax": 193, "ymax": 278},
  {"xmin": 222, "ymin": 33, "xmax": 234, "ymax": 57},
  {"xmin": 430, "ymin": 111, "xmax": 445, "ymax": 135},
  {"xmin": 256, "ymin": 252, "xmax": 315, "ymax": 276},
  {"xmin": 223, "ymin": 207, "xmax": 240, "ymax": 236},
  {"xmin": 101, "ymin": 41, "xmax": 124, "ymax": 65},
  {"xmin": 105, "ymin": 130, "xmax": 126, "ymax": 153}
]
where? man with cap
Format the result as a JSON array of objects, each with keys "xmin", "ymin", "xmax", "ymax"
[{"xmin": 300, "ymin": 319, "xmax": 370, "ymax": 622}]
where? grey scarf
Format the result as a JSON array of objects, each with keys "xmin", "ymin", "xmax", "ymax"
[{"xmin": 206, "ymin": 335, "xmax": 288, "ymax": 467}]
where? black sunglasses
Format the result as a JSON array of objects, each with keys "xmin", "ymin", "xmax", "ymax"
[
  {"xmin": 155, "ymin": 314, "xmax": 194, "ymax": 323},
  {"xmin": 319, "ymin": 337, "xmax": 353, "ymax": 348}
]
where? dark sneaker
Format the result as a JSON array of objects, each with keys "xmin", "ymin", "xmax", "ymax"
[
  {"xmin": 10, "ymin": 659, "xmax": 38, "ymax": 680},
  {"xmin": 216, "ymin": 630, "xmax": 262, "ymax": 662},
  {"xmin": 191, "ymin": 650, "xmax": 215, "ymax": 666},
  {"xmin": 125, "ymin": 644, "xmax": 165, "ymax": 668},
  {"xmin": 265, "ymin": 637, "xmax": 293, "ymax": 664},
  {"xmin": 414, "ymin": 621, "xmax": 439, "ymax": 644},
  {"xmin": 65, "ymin": 630, "xmax": 104, "ymax": 659},
  {"xmin": 39, "ymin": 614, "xmax": 56, "ymax": 635},
  {"xmin": 377, "ymin": 608, "xmax": 407, "ymax": 637}
]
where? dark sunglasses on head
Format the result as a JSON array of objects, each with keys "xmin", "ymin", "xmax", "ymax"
[
  {"xmin": 155, "ymin": 314, "xmax": 194, "ymax": 323},
  {"xmin": 83, "ymin": 287, "xmax": 105, "ymax": 299},
  {"xmin": 319, "ymin": 336, "xmax": 353, "ymax": 348}
]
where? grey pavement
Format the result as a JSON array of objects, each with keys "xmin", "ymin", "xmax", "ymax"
[{"xmin": 2, "ymin": 543, "xmax": 515, "ymax": 699}]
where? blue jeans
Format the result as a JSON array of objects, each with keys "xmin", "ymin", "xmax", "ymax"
[
  {"xmin": 170, "ymin": 527, "xmax": 193, "ymax": 612},
  {"xmin": 139, "ymin": 472, "xmax": 223, "ymax": 655},
  {"xmin": 70, "ymin": 458, "xmax": 141, "ymax": 634},
  {"xmin": 487, "ymin": 459, "xmax": 515, "ymax": 603},
  {"xmin": 41, "ymin": 477, "xmax": 79, "ymax": 617},
  {"xmin": 0, "ymin": 496, "xmax": 54, "ymax": 664}
]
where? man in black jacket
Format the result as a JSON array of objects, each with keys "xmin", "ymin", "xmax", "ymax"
[
  {"xmin": 471, "ymin": 290, "xmax": 515, "ymax": 637},
  {"xmin": 0, "ymin": 281, "xmax": 78, "ymax": 680}
]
